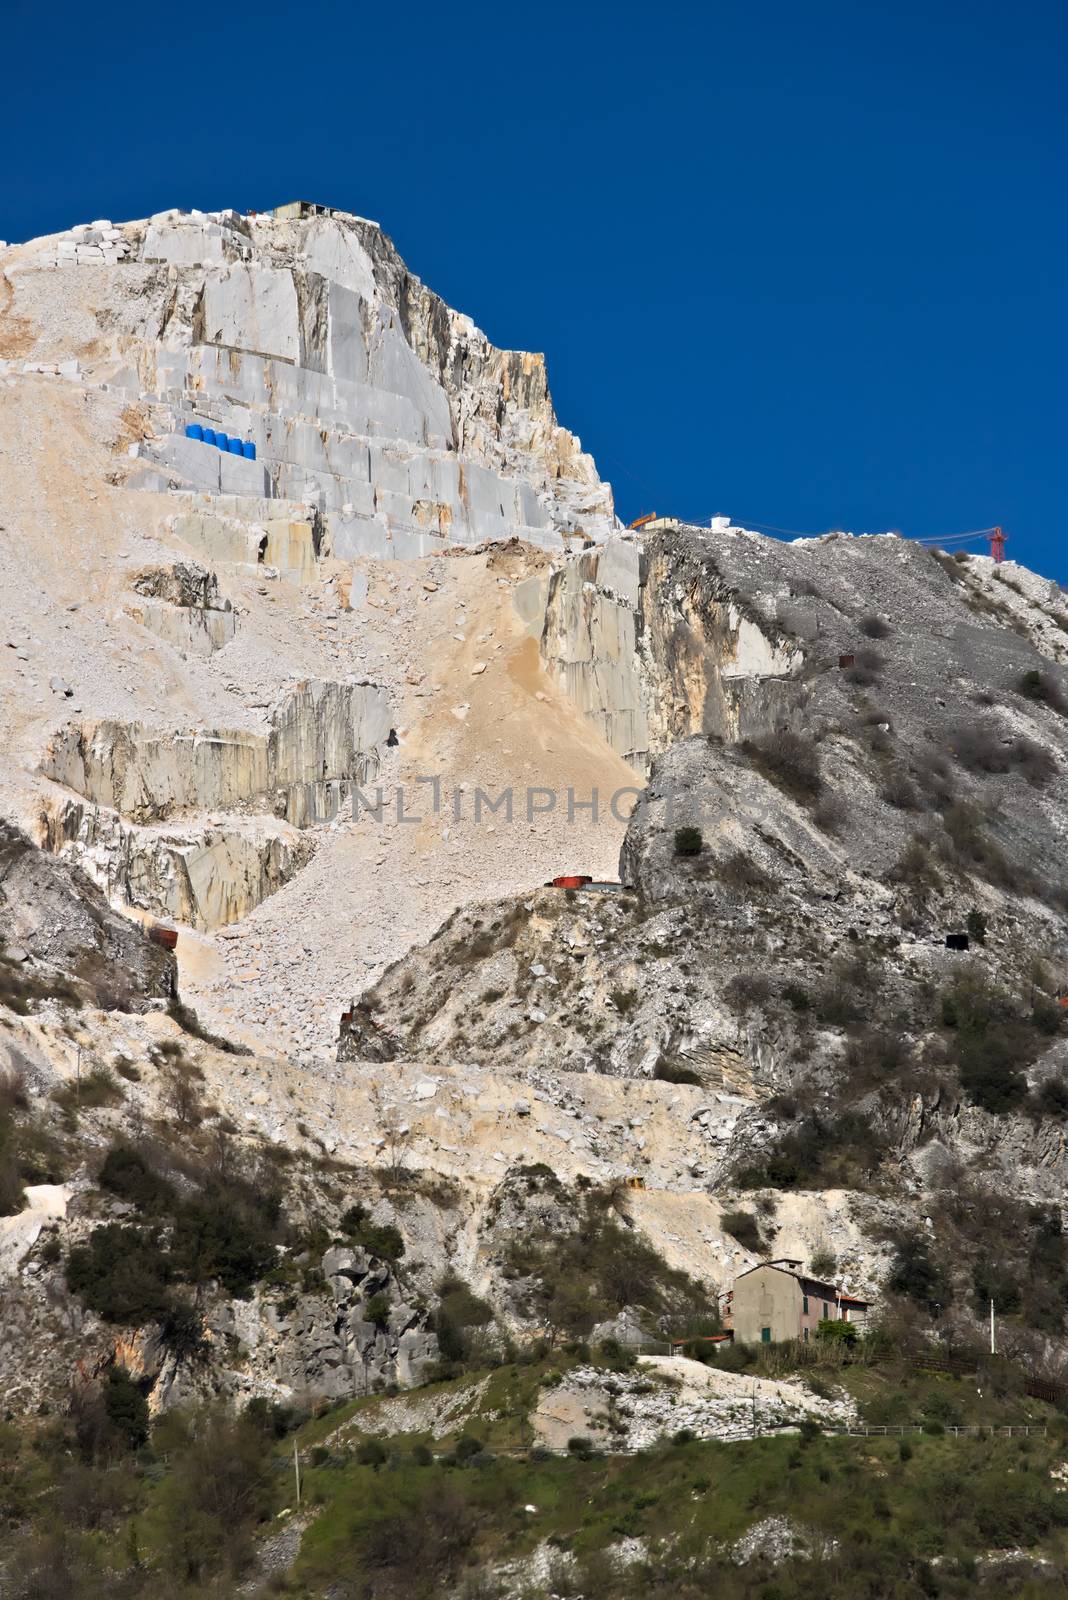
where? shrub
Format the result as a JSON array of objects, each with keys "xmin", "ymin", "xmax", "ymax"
[
  {"xmin": 951, "ymin": 720, "xmax": 1056, "ymax": 785},
  {"xmin": 940, "ymin": 971, "xmax": 1033, "ymax": 1112},
  {"xmin": 817, "ymin": 1317, "xmax": 857, "ymax": 1345},
  {"xmin": 153, "ymin": 1408, "xmax": 276, "ymax": 1580},
  {"xmin": 724, "ymin": 972, "xmax": 772, "ymax": 1011},
  {"xmin": 434, "ymin": 1275, "xmax": 494, "ymax": 1363},
  {"xmin": 966, "ymin": 908, "xmax": 988, "ymax": 946},
  {"xmin": 0, "ymin": 1098, "xmax": 24, "ymax": 1218},
  {"xmin": 364, "ymin": 1292, "xmax": 392, "ymax": 1330},
  {"xmin": 782, "ymin": 981, "xmax": 811, "ymax": 1012},
  {"xmin": 886, "ymin": 1231, "xmax": 952, "ymax": 1316},
  {"xmin": 1035, "ymin": 1076, "xmax": 1068, "ymax": 1118},
  {"xmin": 812, "ymin": 792, "xmax": 848, "ymax": 835},
  {"xmin": 720, "ymin": 1209, "xmax": 765, "ymax": 1255},
  {"xmin": 735, "ymin": 1111, "xmax": 887, "ymax": 1190},
  {"xmin": 745, "ymin": 730, "xmax": 822, "ymax": 804},
  {"xmin": 504, "ymin": 1191, "xmax": 715, "ymax": 1339},
  {"xmin": 97, "ymin": 1143, "xmax": 173, "ymax": 1213},
  {"xmin": 1016, "ymin": 669, "xmax": 1068, "ymax": 714},
  {"xmin": 66, "ymin": 1224, "xmax": 172, "ymax": 1323},
  {"xmin": 844, "ymin": 647, "xmax": 885, "ymax": 686},
  {"xmin": 913, "ymin": 750, "xmax": 956, "ymax": 809},
  {"xmin": 809, "ymin": 1245, "xmax": 837, "ymax": 1278},
  {"xmin": 941, "ymin": 801, "xmax": 1018, "ymax": 890},
  {"xmin": 356, "ymin": 1437, "xmax": 388, "ymax": 1468},
  {"xmin": 673, "ymin": 826, "xmax": 703, "ymax": 857},
  {"xmin": 653, "ymin": 1057, "xmax": 703, "ymax": 1086},
  {"xmin": 340, "ymin": 1204, "xmax": 405, "ymax": 1262},
  {"xmin": 713, "ymin": 850, "xmax": 775, "ymax": 893},
  {"xmin": 159, "ymin": 1298, "xmax": 208, "ymax": 1363},
  {"xmin": 102, "ymin": 1365, "xmax": 149, "ymax": 1452},
  {"xmin": 881, "ymin": 768, "xmax": 920, "ymax": 810},
  {"xmin": 858, "ymin": 614, "xmax": 892, "ymax": 638},
  {"xmin": 169, "ymin": 1191, "xmax": 279, "ymax": 1298}
]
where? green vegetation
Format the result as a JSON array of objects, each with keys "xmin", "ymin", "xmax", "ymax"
[
  {"xmin": 339, "ymin": 1203, "xmax": 405, "ymax": 1262},
  {"xmin": 719, "ymin": 1208, "xmax": 766, "ymax": 1255},
  {"xmin": 1, "ymin": 1338, "xmax": 1067, "ymax": 1598},
  {"xmin": 503, "ymin": 1185, "xmax": 718, "ymax": 1344},
  {"xmin": 673, "ymin": 825, "xmax": 703, "ymax": 857},
  {"xmin": 735, "ymin": 1107, "xmax": 887, "ymax": 1191},
  {"xmin": 431, "ymin": 1274, "xmax": 495, "ymax": 1367},
  {"xmin": 65, "ymin": 1137, "xmax": 284, "ymax": 1328},
  {"xmin": 939, "ymin": 968, "xmax": 1054, "ymax": 1113}
]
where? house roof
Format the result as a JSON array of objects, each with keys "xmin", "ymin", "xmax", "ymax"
[{"xmin": 734, "ymin": 1260, "xmax": 870, "ymax": 1307}]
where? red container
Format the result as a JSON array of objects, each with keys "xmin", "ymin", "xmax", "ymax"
[
  {"xmin": 147, "ymin": 924, "xmax": 178, "ymax": 951},
  {"xmin": 551, "ymin": 874, "xmax": 593, "ymax": 889}
]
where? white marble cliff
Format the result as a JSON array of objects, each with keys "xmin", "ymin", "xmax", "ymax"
[{"xmin": 17, "ymin": 203, "xmax": 617, "ymax": 556}]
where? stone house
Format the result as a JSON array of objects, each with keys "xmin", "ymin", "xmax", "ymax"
[{"xmin": 728, "ymin": 1258, "xmax": 870, "ymax": 1345}]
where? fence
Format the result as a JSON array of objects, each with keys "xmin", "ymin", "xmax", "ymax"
[
  {"xmin": 905, "ymin": 1351, "xmax": 1066, "ymax": 1409},
  {"xmin": 827, "ymin": 1424, "xmax": 1047, "ymax": 1438}
]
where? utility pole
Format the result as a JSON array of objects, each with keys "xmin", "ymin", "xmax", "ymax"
[
  {"xmin": 293, "ymin": 1439, "xmax": 301, "ymax": 1506},
  {"xmin": 990, "ymin": 1298, "xmax": 996, "ymax": 1356}
]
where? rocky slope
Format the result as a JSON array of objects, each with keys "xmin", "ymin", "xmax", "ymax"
[
  {"xmin": 0, "ymin": 206, "xmax": 630, "ymax": 1062},
  {"xmin": 4, "ymin": 201, "xmax": 1068, "ymax": 1437}
]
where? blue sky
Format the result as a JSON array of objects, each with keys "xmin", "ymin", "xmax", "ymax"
[{"xmin": 6, "ymin": 0, "xmax": 1066, "ymax": 578}]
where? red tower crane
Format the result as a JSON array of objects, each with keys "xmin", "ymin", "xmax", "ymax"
[{"xmin": 916, "ymin": 526, "xmax": 1008, "ymax": 564}]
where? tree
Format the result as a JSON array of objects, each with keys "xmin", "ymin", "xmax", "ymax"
[
  {"xmin": 102, "ymin": 1366, "xmax": 149, "ymax": 1451},
  {"xmin": 151, "ymin": 1408, "xmax": 275, "ymax": 1582}
]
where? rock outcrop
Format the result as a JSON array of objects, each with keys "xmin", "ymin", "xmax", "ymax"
[{"xmin": 8, "ymin": 204, "xmax": 615, "ymax": 555}]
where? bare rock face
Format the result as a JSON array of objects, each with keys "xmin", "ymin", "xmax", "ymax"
[
  {"xmin": 539, "ymin": 529, "xmax": 804, "ymax": 772},
  {"xmin": 0, "ymin": 822, "xmax": 174, "ymax": 1009},
  {"xmin": 126, "ymin": 559, "xmax": 236, "ymax": 657},
  {"xmin": 37, "ymin": 678, "xmax": 390, "ymax": 927},
  {"xmin": 11, "ymin": 205, "xmax": 615, "ymax": 555}
]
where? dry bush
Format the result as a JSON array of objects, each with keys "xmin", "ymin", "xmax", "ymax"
[
  {"xmin": 745, "ymin": 729, "xmax": 822, "ymax": 804},
  {"xmin": 913, "ymin": 749, "xmax": 956, "ymax": 809},
  {"xmin": 950, "ymin": 720, "xmax": 1056, "ymax": 785},
  {"xmin": 844, "ymin": 647, "xmax": 885, "ymax": 686},
  {"xmin": 858, "ymin": 614, "xmax": 892, "ymax": 638},
  {"xmin": 713, "ymin": 850, "xmax": 775, "ymax": 892},
  {"xmin": 812, "ymin": 792, "xmax": 849, "ymax": 834},
  {"xmin": 940, "ymin": 802, "xmax": 1021, "ymax": 891},
  {"xmin": 1016, "ymin": 669, "xmax": 1068, "ymax": 714},
  {"xmin": 881, "ymin": 768, "xmax": 921, "ymax": 810},
  {"xmin": 724, "ymin": 971, "xmax": 773, "ymax": 1012}
]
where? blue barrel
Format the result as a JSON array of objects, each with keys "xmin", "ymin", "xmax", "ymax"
[
  {"xmin": 202, "ymin": 427, "xmax": 216, "ymax": 447},
  {"xmin": 228, "ymin": 437, "xmax": 243, "ymax": 455},
  {"xmin": 215, "ymin": 432, "xmax": 229, "ymax": 452},
  {"xmin": 185, "ymin": 422, "xmax": 203, "ymax": 442},
  {"xmin": 242, "ymin": 439, "xmax": 257, "ymax": 460}
]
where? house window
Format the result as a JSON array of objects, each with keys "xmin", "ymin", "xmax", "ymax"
[
  {"xmin": 761, "ymin": 1327, "xmax": 771, "ymax": 1343},
  {"xmin": 824, "ymin": 1302, "xmax": 831, "ymax": 1319},
  {"xmin": 802, "ymin": 1295, "xmax": 809, "ymax": 1314},
  {"xmin": 803, "ymin": 1327, "xmax": 809, "ymax": 1343}
]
